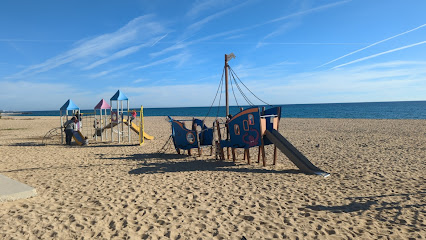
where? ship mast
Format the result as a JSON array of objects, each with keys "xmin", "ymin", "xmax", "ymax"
[{"xmin": 224, "ymin": 53, "xmax": 235, "ymax": 118}]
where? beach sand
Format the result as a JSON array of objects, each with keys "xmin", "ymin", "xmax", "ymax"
[{"xmin": 0, "ymin": 116, "xmax": 425, "ymax": 239}]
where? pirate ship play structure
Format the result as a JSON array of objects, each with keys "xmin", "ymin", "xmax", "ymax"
[{"xmin": 168, "ymin": 54, "xmax": 329, "ymax": 177}]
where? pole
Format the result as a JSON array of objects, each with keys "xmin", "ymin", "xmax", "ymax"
[
  {"xmin": 139, "ymin": 106, "xmax": 144, "ymax": 145},
  {"xmin": 60, "ymin": 110, "xmax": 64, "ymax": 144},
  {"xmin": 110, "ymin": 101, "xmax": 113, "ymax": 142},
  {"xmin": 118, "ymin": 100, "xmax": 120, "ymax": 143},
  {"xmin": 99, "ymin": 109, "xmax": 102, "ymax": 141},
  {"xmin": 95, "ymin": 109, "xmax": 98, "ymax": 141},
  {"xmin": 127, "ymin": 100, "xmax": 130, "ymax": 143},
  {"xmin": 225, "ymin": 54, "xmax": 229, "ymax": 118}
]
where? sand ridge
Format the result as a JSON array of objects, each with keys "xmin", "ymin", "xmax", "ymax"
[{"xmin": 0, "ymin": 116, "xmax": 425, "ymax": 239}]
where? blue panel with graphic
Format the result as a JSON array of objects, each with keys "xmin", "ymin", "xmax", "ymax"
[
  {"xmin": 220, "ymin": 107, "xmax": 262, "ymax": 149},
  {"xmin": 193, "ymin": 118, "xmax": 213, "ymax": 146},
  {"xmin": 169, "ymin": 117, "xmax": 199, "ymax": 150}
]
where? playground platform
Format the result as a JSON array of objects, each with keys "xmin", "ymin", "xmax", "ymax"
[{"xmin": 0, "ymin": 174, "xmax": 37, "ymax": 202}]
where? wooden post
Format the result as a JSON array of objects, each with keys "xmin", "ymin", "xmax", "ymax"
[
  {"xmin": 225, "ymin": 54, "xmax": 230, "ymax": 160},
  {"xmin": 245, "ymin": 149, "xmax": 250, "ymax": 165},
  {"xmin": 216, "ymin": 120, "xmax": 225, "ymax": 160},
  {"xmin": 60, "ymin": 111, "xmax": 64, "ymax": 144},
  {"xmin": 193, "ymin": 119, "xmax": 201, "ymax": 156},
  {"xmin": 273, "ymin": 107, "xmax": 281, "ymax": 165},
  {"xmin": 259, "ymin": 106, "xmax": 265, "ymax": 164},
  {"xmin": 227, "ymin": 148, "xmax": 230, "ymax": 160},
  {"xmin": 257, "ymin": 146, "xmax": 261, "ymax": 163},
  {"xmin": 225, "ymin": 54, "xmax": 229, "ymax": 118}
]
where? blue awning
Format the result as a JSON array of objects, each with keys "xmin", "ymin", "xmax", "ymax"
[
  {"xmin": 110, "ymin": 90, "xmax": 128, "ymax": 101},
  {"xmin": 60, "ymin": 99, "xmax": 79, "ymax": 110}
]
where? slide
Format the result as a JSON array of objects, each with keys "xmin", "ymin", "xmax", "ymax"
[
  {"xmin": 98, "ymin": 122, "xmax": 118, "ymax": 132},
  {"xmin": 123, "ymin": 120, "xmax": 154, "ymax": 140},
  {"xmin": 264, "ymin": 129, "xmax": 330, "ymax": 177},
  {"xmin": 72, "ymin": 130, "xmax": 86, "ymax": 145}
]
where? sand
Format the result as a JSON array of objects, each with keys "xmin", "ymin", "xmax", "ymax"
[{"xmin": 0, "ymin": 116, "xmax": 425, "ymax": 239}]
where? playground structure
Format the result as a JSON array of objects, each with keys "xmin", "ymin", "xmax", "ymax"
[
  {"xmin": 216, "ymin": 106, "xmax": 329, "ymax": 176},
  {"xmin": 94, "ymin": 99, "xmax": 110, "ymax": 141},
  {"xmin": 168, "ymin": 117, "xmax": 214, "ymax": 156},
  {"xmin": 110, "ymin": 90, "xmax": 130, "ymax": 143},
  {"xmin": 59, "ymin": 99, "xmax": 85, "ymax": 145},
  {"xmin": 45, "ymin": 90, "xmax": 154, "ymax": 146},
  {"xmin": 167, "ymin": 53, "xmax": 329, "ymax": 176},
  {"xmin": 108, "ymin": 90, "xmax": 154, "ymax": 144}
]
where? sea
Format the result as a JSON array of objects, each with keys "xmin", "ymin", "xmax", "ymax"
[{"xmin": 3, "ymin": 101, "xmax": 426, "ymax": 119}]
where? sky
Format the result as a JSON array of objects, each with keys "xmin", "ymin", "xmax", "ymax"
[{"xmin": 1, "ymin": 0, "xmax": 426, "ymax": 111}]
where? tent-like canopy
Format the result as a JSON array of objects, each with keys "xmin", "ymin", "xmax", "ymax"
[
  {"xmin": 94, "ymin": 99, "xmax": 111, "ymax": 110},
  {"xmin": 110, "ymin": 90, "xmax": 128, "ymax": 101},
  {"xmin": 60, "ymin": 99, "xmax": 79, "ymax": 111}
]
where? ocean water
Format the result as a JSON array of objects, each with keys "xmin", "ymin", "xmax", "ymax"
[{"xmin": 5, "ymin": 101, "xmax": 426, "ymax": 119}]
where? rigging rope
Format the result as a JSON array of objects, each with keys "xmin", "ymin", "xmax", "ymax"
[
  {"xmin": 202, "ymin": 66, "xmax": 225, "ymax": 121},
  {"xmin": 230, "ymin": 70, "xmax": 254, "ymax": 106},
  {"xmin": 216, "ymin": 68, "xmax": 225, "ymax": 118},
  {"xmin": 157, "ymin": 135, "xmax": 173, "ymax": 154},
  {"xmin": 229, "ymin": 70, "xmax": 240, "ymax": 108},
  {"xmin": 229, "ymin": 66, "xmax": 273, "ymax": 107}
]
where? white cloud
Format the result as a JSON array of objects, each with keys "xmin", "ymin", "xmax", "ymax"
[
  {"xmin": 318, "ymin": 23, "xmax": 426, "ymax": 68},
  {"xmin": 256, "ymin": 22, "xmax": 300, "ymax": 48},
  {"xmin": 0, "ymin": 81, "xmax": 89, "ymax": 111},
  {"xmin": 152, "ymin": 0, "xmax": 352, "ymax": 58},
  {"xmin": 120, "ymin": 84, "xmax": 221, "ymax": 108},
  {"xmin": 258, "ymin": 61, "xmax": 426, "ymax": 104},
  {"xmin": 135, "ymin": 52, "xmax": 189, "ymax": 69},
  {"xmin": 83, "ymin": 43, "xmax": 150, "ymax": 70},
  {"xmin": 257, "ymin": 1, "xmax": 351, "ymax": 47},
  {"xmin": 116, "ymin": 61, "xmax": 426, "ymax": 108},
  {"xmin": 187, "ymin": 1, "xmax": 250, "ymax": 32},
  {"xmin": 133, "ymin": 78, "xmax": 149, "ymax": 83},
  {"xmin": 2, "ymin": 61, "xmax": 425, "ymax": 111},
  {"xmin": 332, "ymin": 41, "xmax": 426, "ymax": 69},
  {"xmin": 149, "ymin": 1, "xmax": 252, "ymax": 58},
  {"xmin": 89, "ymin": 64, "xmax": 134, "ymax": 78},
  {"xmin": 11, "ymin": 15, "xmax": 167, "ymax": 77},
  {"xmin": 186, "ymin": 0, "xmax": 228, "ymax": 18},
  {"xmin": 266, "ymin": 0, "xmax": 351, "ymax": 25},
  {"xmin": 150, "ymin": 42, "xmax": 188, "ymax": 58}
]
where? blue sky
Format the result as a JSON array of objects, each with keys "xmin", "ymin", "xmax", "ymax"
[{"xmin": 1, "ymin": 0, "xmax": 425, "ymax": 111}]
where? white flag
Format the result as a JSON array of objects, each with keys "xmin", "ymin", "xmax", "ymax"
[{"xmin": 227, "ymin": 53, "xmax": 236, "ymax": 61}]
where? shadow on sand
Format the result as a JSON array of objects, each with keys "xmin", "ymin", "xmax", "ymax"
[
  {"xmin": 101, "ymin": 152, "xmax": 303, "ymax": 175},
  {"xmin": 305, "ymin": 191, "xmax": 426, "ymax": 227}
]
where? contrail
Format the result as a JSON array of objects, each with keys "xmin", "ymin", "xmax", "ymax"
[
  {"xmin": 332, "ymin": 40, "xmax": 426, "ymax": 69},
  {"xmin": 317, "ymin": 23, "xmax": 426, "ymax": 68},
  {"xmin": 151, "ymin": 33, "xmax": 169, "ymax": 47},
  {"xmin": 267, "ymin": 0, "xmax": 351, "ymax": 24}
]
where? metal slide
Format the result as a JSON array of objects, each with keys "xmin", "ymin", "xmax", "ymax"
[
  {"xmin": 72, "ymin": 130, "xmax": 85, "ymax": 145},
  {"xmin": 264, "ymin": 129, "xmax": 330, "ymax": 177}
]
